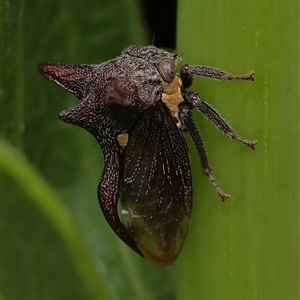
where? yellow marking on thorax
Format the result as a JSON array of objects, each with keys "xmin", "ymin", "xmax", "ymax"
[
  {"xmin": 117, "ymin": 133, "xmax": 129, "ymax": 147},
  {"xmin": 161, "ymin": 76, "xmax": 183, "ymax": 122}
]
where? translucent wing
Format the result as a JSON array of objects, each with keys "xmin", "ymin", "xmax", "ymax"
[{"xmin": 119, "ymin": 102, "xmax": 192, "ymax": 266}]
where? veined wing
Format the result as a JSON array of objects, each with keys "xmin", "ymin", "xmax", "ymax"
[{"xmin": 119, "ymin": 102, "xmax": 192, "ymax": 266}]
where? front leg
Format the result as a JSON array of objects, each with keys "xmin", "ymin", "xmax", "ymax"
[{"xmin": 180, "ymin": 64, "xmax": 254, "ymax": 89}]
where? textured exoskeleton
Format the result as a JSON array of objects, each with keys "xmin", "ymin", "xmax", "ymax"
[{"xmin": 38, "ymin": 45, "xmax": 257, "ymax": 266}]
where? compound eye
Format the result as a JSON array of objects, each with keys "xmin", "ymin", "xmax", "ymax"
[{"xmin": 158, "ymin": 59, "xmax": 176, "ymax": 83}]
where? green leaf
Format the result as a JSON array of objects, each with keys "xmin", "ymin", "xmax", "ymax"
[
  {"xmin": 177, "ymin": 1, "xmax": 299, "ymax": 299},
  {"xmin": 2, "ymin": 139, "xmax": 111, "ymax": 300}
]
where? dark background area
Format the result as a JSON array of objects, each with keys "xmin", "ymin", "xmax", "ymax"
[{"xmin": 139, "ymin": 0, "xmax": 177, "ymax": 48}]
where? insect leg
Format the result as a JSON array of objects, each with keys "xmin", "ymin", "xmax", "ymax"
[
  {"xmin": 179, "ymin": 104, "xmax": 230, "ymax": 201},
  {"xmin": 180, "ymin": 64, "xmax": 254, "ymax": 89},
  {"xmin": 184, "ymin": 92, "xmax": 258, "ymax": 150},
  {"xmin": 97, "ymin": 150, "xmax": 143, "ymax": 256}
]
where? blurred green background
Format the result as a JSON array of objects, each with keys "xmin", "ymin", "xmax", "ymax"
[{"xmin": 1, "ymin": 0, "xmax": 299, "ymax": 300}]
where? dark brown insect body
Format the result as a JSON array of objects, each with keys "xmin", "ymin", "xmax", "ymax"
[{"xmin": 38, "ymin": 45, "xmax": 257, "ymax": 266}]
